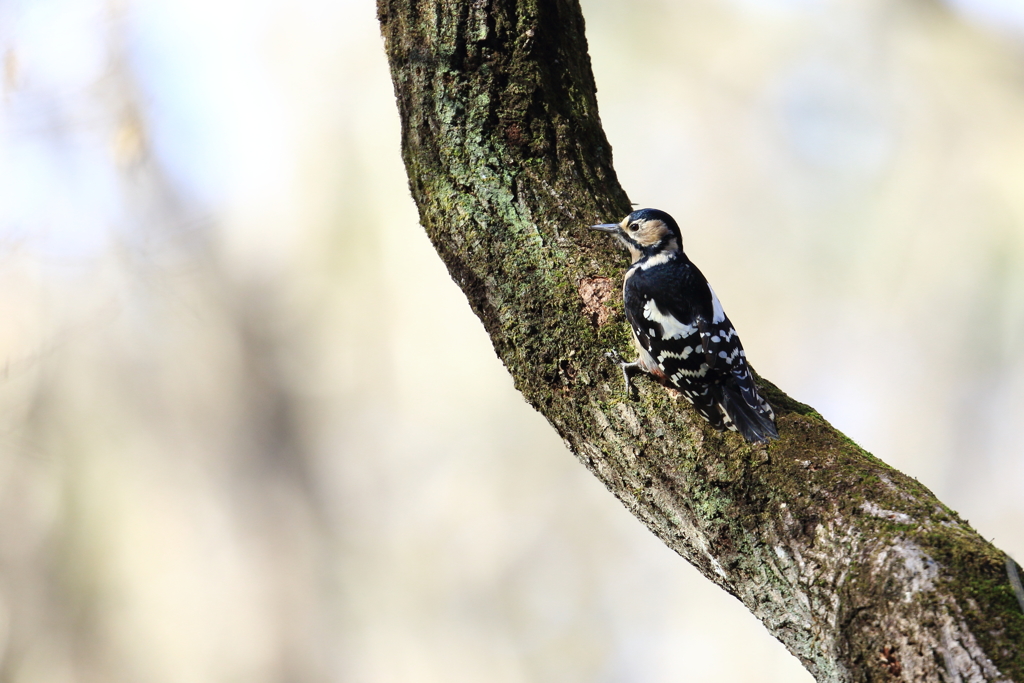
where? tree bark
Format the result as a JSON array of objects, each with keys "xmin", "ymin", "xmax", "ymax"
[{"xmin": 376, "ymin": 0, "xmax": 1024, "ymax": 680}]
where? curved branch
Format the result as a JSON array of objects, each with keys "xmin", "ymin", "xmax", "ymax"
[{"xmin": 376, "ymin": 0, "xmax": 1024, "ymax": 679}]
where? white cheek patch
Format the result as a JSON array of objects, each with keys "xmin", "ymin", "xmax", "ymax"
[
  {"xmin": 708, "ymin": 284, "xmax": 726, "ymax": 324},
  {"xmin": 643, "ymin": 299, "xmax": 696, "ymax": 339}
]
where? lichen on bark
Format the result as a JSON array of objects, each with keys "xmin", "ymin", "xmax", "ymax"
[{"xmin": 377, "ymin": 0, "xmax": 1024, "ymax": 679}]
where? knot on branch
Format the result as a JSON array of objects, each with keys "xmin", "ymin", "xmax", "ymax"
[{"xmin": 579, "ymin": 276, "xmax": 615, "ymax": 327}]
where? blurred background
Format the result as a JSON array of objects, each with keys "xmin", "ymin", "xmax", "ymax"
[{"xmin": 1, "ymin": 0, "xmax": 1023, "ymax": 681}]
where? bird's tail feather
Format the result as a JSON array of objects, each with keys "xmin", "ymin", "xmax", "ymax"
[{"xmin": 718, "ymin": 383, "xmax": 778, "ymax": 444}]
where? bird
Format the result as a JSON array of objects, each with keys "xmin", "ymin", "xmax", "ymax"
[{"xmin": 590, "ymin": 208, "xmax": 778, "ymax": 443}]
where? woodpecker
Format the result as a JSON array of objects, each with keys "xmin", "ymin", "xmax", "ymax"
[{"xmin": 591, "ymin": 208, "xmax": 778, "ymax": 443}]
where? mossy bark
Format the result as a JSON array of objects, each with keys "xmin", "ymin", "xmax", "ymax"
[{"xmin": 376, "ymin": 0, "xmax": 1024, "ymax": 679}]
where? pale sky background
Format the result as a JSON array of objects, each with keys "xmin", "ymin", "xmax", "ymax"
[{"xmin": 1, "ymin": 0, "xmax": 1024, "ymax": 681}]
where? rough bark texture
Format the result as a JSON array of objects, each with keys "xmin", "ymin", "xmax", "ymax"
[{"xmin": 376, "ymin": 0, "xmax": 1024, "ymax": 680}]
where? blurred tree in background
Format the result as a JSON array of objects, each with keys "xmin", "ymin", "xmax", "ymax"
[{"xmin": 1, "ymin": 0, "xmax": 1024, "ymax": 681}]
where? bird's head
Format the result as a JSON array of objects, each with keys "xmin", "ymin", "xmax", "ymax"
[{"xmin": 590, "ymin": 208, "xmax": 682, "ymax": 262}]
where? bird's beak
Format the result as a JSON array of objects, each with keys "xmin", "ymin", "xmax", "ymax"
[{"xmin": 590, "ymin": 223, "xmax": 621, "ymax": 233}]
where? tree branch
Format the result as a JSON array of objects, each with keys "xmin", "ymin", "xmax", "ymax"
[{"xmin": 376, "ymin": 0, "xmax": 1024, "ymax": 679}]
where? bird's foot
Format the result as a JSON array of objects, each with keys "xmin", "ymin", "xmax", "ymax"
[{"xmin": 605, "ymin": 351, "xmax": 642, "ymax": 398}]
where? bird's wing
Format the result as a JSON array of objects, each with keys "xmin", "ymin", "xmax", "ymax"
[
  {"xmin": 649, "ymin": 263, "xmax": 723, "ymax": 370},
  {"xmin": 623, "ymin": 269, "xmax": 706, "ymax": 379}
]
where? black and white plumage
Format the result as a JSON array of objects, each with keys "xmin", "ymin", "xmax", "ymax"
[{"xmin": 591, "ymin": 208, "xmax": 778, "ymax": 443}]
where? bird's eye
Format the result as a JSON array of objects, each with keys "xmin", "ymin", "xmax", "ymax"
[{"xmin": 629, "ymin": 223, "xmax": 640, "ymax": 231}]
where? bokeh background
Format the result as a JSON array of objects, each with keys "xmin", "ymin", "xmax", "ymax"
[{"xmin": 2, "ymin": 0, "xmax": 1023, "ymax": 681}]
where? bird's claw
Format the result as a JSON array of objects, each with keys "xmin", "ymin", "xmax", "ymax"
[{"xmin": 605, "ymin": 350, "xmax": 641, "ymax": 398}]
